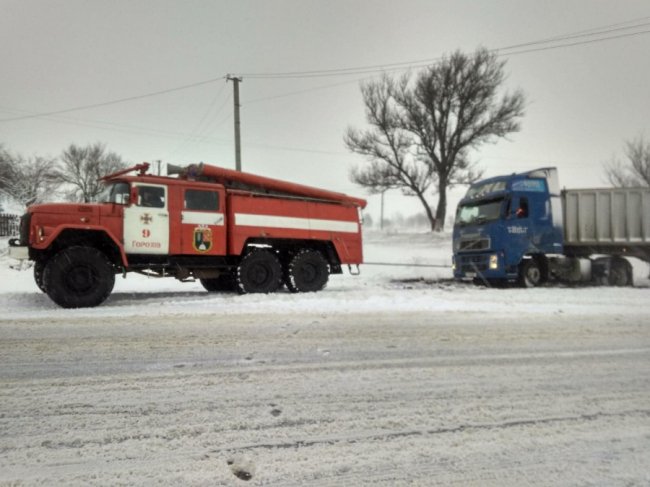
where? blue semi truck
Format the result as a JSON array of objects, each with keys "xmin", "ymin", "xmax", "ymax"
[{"xmin": 452, "ymin": 167, "xmax": 650, "ymax": 287}]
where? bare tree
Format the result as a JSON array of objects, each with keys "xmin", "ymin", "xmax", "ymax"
[
  {"xmin": 604, "ymin": 136, "xmax": 650, "ymax": 187},
  {"xmin": 0, "ymin": 144, "xmax": 12, "ymax": 195},
  {"xmin": 345, "ymin": 76, "xmax": 437, "ymax": 229},
  {"xmin": 55, "ymin": 143, "xmax": 127, "ymax": 202},
  {"xmin": 10, "ymin": 156, "xmax": 59, "ymax": 207},
  {"xmin": 346, "ymin": 48, "xmax": 525, "ymax": 231},
  {"xmin": 0, "ymin": 145, "xmax": 59, "ymax": 207}
]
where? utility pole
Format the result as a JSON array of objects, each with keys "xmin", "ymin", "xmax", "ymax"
[{"xmin": 227, "ymin": 75, "xmax": 242, "ymax": 171}]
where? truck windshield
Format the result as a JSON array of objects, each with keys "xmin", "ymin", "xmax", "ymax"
[
  {"xmin": 456, "ymin": 198, "xmax": 505, "ymax": 226},
  {"xmin": 95, "ymin": 182, "xmax": 130, "ymax": 205}
]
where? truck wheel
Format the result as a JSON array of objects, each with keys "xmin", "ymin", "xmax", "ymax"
[
  {"xmin": 519, "ymin": 259, "xmax": 543, "ymax": 288},
  {"xmin": 236, "ymin": 250, "xmax": 282, "ymax": 294},
  {"xmin": 608, "ymin": 258, "xmax": 633, "ymax": 286},
  {"xmin": 200, "ymin": 273, "xmax": 236, "ymax": 292},
  {"xmin": 285, "ymin": 249, "xmax": 329, "ymax": 293},
  {"xmin": 43, "ymin": 246, "xmax": 115, "ymax": 308},
  {"xmin": 33, "ymin": 260, "xmax": 47, "ymax": 293}
]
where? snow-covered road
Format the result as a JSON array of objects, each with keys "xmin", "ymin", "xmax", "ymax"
[
  {"xmin": 2, "ymin": 304, "xmax": 650, "ymax": 485},
  {"xmin": 1, "ymin": 232, "xmax": 649, "ymax": 485}
]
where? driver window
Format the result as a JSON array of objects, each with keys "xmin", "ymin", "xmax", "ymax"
[
  {"xmin": 516, "ymin": 197, "xmax": 529, "ymax": 219},
  {"xmin": 138, "ymin": 186, "xmax": 165, "ymax": 208}
]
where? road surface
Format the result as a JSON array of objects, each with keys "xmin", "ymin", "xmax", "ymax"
[{"xmin": 1, "ymin": 304, "xmax": 649, "ymax": 486}]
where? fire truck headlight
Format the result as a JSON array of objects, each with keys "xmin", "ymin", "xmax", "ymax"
[
  {"xmin": 451, "ymin": 256, "xmax": 456, "ymax": 271},
  {"xmin": 489, "ymin": 254, "xmax": 499, "ymax": 270}
]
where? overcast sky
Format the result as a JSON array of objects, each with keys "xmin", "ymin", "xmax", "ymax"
[{"xmin": 2, "ymin": 0, "xmax": 649, "ymax": 221}]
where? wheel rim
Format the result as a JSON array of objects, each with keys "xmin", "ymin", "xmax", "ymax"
[
  {"xmin": 299, "ymin": 262, "xmax": 318, "ymax": 283},
  {"xmin": 525, "ymin": 265, "xmax": 541, "ymax": 286},
  {"xmin": 248, "ymin": 263, "xmax": 271, "ymax": 286},
  {"xmin": 610, "ymin": 267, "xmax": 628, "ymax": 286},
  {"xmin": 64, "ymin": 265, "xmax": 98, "ymax": 293}
]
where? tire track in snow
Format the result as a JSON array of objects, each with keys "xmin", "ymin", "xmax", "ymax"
[{"xmin": 211, "ymin": 408, "xmax": 650, "ymax": 453}]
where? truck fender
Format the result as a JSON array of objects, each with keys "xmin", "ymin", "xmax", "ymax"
[{"xmin": 36, "ymin": 224, "xmax": 129, "ymax": 267}]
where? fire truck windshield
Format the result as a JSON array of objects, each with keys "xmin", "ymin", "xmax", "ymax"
[
  {"xmin": 96, "ymin": 182, "xmax": 130, "ymax": 205},
  {"xmin": 456, "ymin": 198, "xmax": 505, "ymax": 226}
]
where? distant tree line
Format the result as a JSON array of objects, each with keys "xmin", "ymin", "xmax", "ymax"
[{"xmin": 0, "ymin": 142, "xmax": 126, "ymax": 210}]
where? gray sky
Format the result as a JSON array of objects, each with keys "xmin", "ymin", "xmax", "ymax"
[{"xmin": 2, "ymin": 0, "xmax": 649, "ymax": 221}]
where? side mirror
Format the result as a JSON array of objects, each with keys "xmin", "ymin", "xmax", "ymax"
[
  {"xmin": 130, "ymin": 187, "xmax": 139, "ymax": 206},
  {"xmin": 115, "ymin": 193, "xmax": 128, "ymax": 205}
]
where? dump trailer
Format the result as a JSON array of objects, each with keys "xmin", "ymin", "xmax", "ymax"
[
  {"xmin": 8, "ymin": 162, "xmax": 366, "ymax": 308},
  {"xmin": 452, "ymin": 167, "xmax": 650, "ymax": 287}
]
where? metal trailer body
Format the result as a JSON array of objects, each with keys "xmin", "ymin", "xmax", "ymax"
[{"xmin": 562, "ymin": 187, "xmax": 650, "ymax": 261}]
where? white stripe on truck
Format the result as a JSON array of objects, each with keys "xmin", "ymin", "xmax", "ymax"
[
  {"xmin": 235, "ymin": 213, "xmax": 358, "ymax": 233},
  {"xmin": 181, "ymin": 211, "xmax": 224, "ymax": 226}
]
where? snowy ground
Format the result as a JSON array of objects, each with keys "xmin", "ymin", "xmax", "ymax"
[{"xmin": 1, "ymin": 232, "xmax": 649, "ymax": 486}]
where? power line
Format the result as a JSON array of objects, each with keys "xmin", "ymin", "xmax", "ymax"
[
  {"xmin": 239, "ymin": 17, "xmax": 650, "ymax": 79},
  {"xmin": 496, "ymin": 18, "xmax": 650, "ymax": 52},
  {"xmin": 0, "ymin": 76, "xmax": 227, "ymax": 123},
  {"xmin": 1, "ymin": 15, "xmax": 649, "ymax": 125},
  {"xmin": 0, "ymin": 105, "xmax": 233, "ymax": 144},
  {"xmin": 245, "ymin": 79, "xmax": 361, "ymax": 105},
  {"xmin": 243, "ymin": 20, "xmax": 650, "ymax": 104},
  {"xmin": 500, "ymin": 28, "xmax": 650, "ymax": 58},
  {"xmin": 169, "ymin": 85, "xmax": 231, "ymax": 157}
]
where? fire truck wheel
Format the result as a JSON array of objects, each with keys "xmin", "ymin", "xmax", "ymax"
[
  {"xmin": 200, "ymin": 273, "xmax": 236, "ymax": 292},
  {"xmin": 286, "ymin": 249, "xmax": 329, "ymax": 293},
  {"xmin": 518, "ymin": 259, "xmax": 542, "ymax": 288},
  {"xmin": 236, "ymin": 250, "xmax": 282, "ymax": 294},
  {"xmin": 43, "ymin": 246, "xmax": 115, "ymax": 308},
  {"xmin": 33, "ymin": 260, "xmax": 47, "ymax": 293}
]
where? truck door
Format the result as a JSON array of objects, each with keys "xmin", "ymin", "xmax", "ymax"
[
  {"xmin": 123, "ymin": 183, "xmax": 170, "ymax": 254},
  {"xmin": 179, "ymin": 187, "xmax": 226, "ymax": 255},
  {"xmin": 505, "ymin": 195, "xmax": 534, "ymax": 256}
]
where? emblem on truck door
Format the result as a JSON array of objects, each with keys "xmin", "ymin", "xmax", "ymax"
[
  {"xmin": 140, "ymin": 213, "xmax": 153, "ymax": 225},
  {"xmin": 193, "ymin": 225, "xmax": 213, "ymax": 252}
]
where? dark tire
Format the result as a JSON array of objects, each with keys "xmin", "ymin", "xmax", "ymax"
[
  {"xmin": 236, "ymin": 249, "xmax": 282, "ymax": 294},
  {"xmin": 608, "ymin": 258, "xmax": 633, "ymax": 286},
  {"xmin": 285, "ymin": 249, "xmax": 329, "ymax": 293},
  {"xmin": 43, "ymin": 246, "xmax": 115, "ymax": 308},
  {"xmin": 518, "ymin": 259, "xmax": 543, "ymax": 288},
  {"xmin": 200, "ymin": 273, "xmax": 236, "ymax": 292},
  {"xmin": 33, "ymin": 260, "xmax": 47, "ymax": 293}
]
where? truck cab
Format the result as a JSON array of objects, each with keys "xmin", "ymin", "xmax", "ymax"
[{"xmin": 452, "ymin": 168, "xmax": 564, "ymax": 286}]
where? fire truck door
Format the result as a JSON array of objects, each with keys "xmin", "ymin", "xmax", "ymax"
[
  {"xmin": 180, "ymin": 188, "xmax": 226, "ymax": 255},
  {"xmin": 123, "ymin": 184, "xmax": 170, "ymax": 254}
]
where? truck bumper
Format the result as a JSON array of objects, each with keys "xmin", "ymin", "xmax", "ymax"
[
  {"xmin": 8, "ymin": 246, "xmax": 29, "ymax": 260},
  {"xmin": 453, "ymin": 252, "xmax": 517, "ymax": 280}
]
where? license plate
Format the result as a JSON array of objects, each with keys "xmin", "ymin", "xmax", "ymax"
[{"xmin": 465, "ymin": 272, "xmax": 476, "ymax": 278}]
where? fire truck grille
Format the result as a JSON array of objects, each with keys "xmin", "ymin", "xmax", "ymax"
[{"xmin": 19, "ymin": 213, "xmax": 31, "ymax": 245}]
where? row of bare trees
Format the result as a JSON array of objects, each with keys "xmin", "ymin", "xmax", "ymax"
[{"xmin": 0, "ymin": 143, "xmax": 126, "ymax": 209}]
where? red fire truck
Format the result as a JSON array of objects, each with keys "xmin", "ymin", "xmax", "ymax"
[{"xmin": 8, "ymin": 162, "xmax": 366, "ymax": 308}]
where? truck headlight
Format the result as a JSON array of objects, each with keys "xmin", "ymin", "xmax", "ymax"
[
  {"xmin": 489, "ymin": 254, "xmax": 499, "ymax": 270},
  {"xmin": 451, "ymin": 256, "xmax": 456, "ymax": 271}
]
